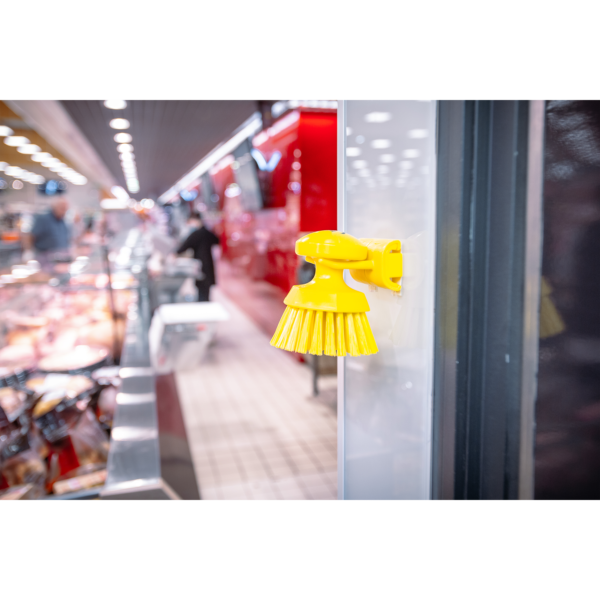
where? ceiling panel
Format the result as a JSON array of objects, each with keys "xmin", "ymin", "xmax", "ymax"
[
  {"xmin": 0, "ymin": 101, "xmax": 80, "ymax": 180},
  {"xmin": 61, "ymin": 100, "xmax": 259, "ymax": 199}
]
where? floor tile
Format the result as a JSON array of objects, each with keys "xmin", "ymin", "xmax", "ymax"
[{"xmin": 176, "ymin": 287, "xmax": 337, "ymax": 501}]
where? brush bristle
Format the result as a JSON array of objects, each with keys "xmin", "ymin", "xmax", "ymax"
[{"xmin": 270, "ymin": 308, "xmax": 378, "ymax": 356}]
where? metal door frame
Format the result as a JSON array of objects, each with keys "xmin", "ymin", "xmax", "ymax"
[{"xmin": 337, "ymin": 100, "xmax": 545, "ymax": 500}]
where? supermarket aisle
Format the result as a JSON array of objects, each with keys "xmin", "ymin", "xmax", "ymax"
[{"xmin": 176, "ymin": 287, "xmax": 337, "ymax": 500}]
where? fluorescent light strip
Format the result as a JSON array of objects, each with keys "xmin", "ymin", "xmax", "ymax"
[{"xmin": 159, "ymin": 112, "xmax": 263, "ymax": 203}]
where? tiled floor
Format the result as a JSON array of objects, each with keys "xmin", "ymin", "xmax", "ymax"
[{"xmin": 176, "ymin": 286, "xmax": 338, "ymax": 500}]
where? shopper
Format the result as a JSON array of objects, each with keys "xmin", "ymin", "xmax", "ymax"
[
  {"xmin": 24, "ymin": 198, "xmax": 71, "ymax": 269},
  {"xmin": 176, "ymin": 213, "xmax": 220, "ymax": 302}
]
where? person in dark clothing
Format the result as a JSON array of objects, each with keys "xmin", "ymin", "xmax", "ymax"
[{"xmin": 176, "ymin": 214, "xmax": 220, "ymax": 302}]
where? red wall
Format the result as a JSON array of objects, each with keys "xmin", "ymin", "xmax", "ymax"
[{"xmin": 210, "ymin": 108, "xmax": 337, "ymax": 296}]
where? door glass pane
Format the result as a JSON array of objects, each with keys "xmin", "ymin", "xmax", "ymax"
[
  {"xmin": 342, "ymin": 101, "xmax": 437, "ymax": 499},
  {"xmin": 535, "ymin": 101, "xmax": 600, "ymax": 499}
]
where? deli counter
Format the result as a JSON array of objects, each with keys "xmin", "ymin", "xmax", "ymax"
[{"xmin": 0, "ymin": 227, "xmax": 200, "ymax": 500}]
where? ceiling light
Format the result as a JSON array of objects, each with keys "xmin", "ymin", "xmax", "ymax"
[
  {"xmin": 114, "ymin": 132, "xmax": 132, "ymax": 143},
  {"xmin": 12, "ymin": 180, "xmax": 24, "ymax": 190},
  {"xmin": 117, "ymin": 143, "xmax": 134, "ymax": 153},
  {"xmin": 5, "ymin": 166, "xmax": 24, "ymax": 177},
  {"xmin": 380, "ymin": 154, "xmax": 396, "ymax": 163},
  {"xmin": 0, "ymin": 126, "xmax": 15, "ymax": 137},
  {"xmin": 408, "ymin": 129, "xmax": 428, "ymax": 139},
  {"xmin": 0, "ymin": 162, "xmax": 8, "ymax": 171},
  {"xmin": 104, "ymin": 100, "xmax": 127, "ymax": 110},
  {"xmin": 31, "ymin": 152, "xmax": 53, "ymax": 162},
  {"xmin": 101, "ymin": 198, "xmax": 128, "ymax": 210},
  {"xmin": 71, "ymin": 176, "xmax": 88, "ymax": 185},
  {"xmin": 371, "ymin": 139, "xmax": 392, "ymax": 149},
  {"xmin": 400, "ymin": 161, "xmax": 413, "ymax": 169},
  {"xmin": 41, "ymin": 158, "xmax": 61, "ymax": 166},
  {"xmin": 403, "ymin": 149, "xmax": 420, "ymax": 158},
  {"xmin": 346, "ymin": 147, "xmax": 361, "ymax": 157},
  {"xmin": 49, "ymin": 163, "xmax": 67, "ymax": 172},
  {"xmin": 111, "ymin": 186, "xmax": 129, "ymax": 200},
  {"xmin": 119, "ymin": 150, "xmax": 134, "ymax": 159},
  {"xmin": 365, "ymin": 112, "xmax": 392, "ymax": 123},
  {"xmin": 17, "ymin": 144, "xmax": 41, "ymax": 154},
  {"xmin": 4, "ymin": 136, "xmax": 30, "ymax": 147},
  {"xmin": 110, "ymin": 118, "xmax": 130, "ymax": 130},
  {"xmin": 353, "ymin": 160, "xmax": 367, "ymax": 169},
  {"xmin": 141, "ymin": 198, "xmax": 154, "ymax": 209}
]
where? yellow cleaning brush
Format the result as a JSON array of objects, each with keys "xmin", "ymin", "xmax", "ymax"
[{"xmin": 271, "ymin": 231, "xmax": 402, "ymax": 357}]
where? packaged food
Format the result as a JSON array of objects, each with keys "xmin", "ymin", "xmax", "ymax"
[
  {"xmin": 0, "ymin": 387, "xmax": 27, "ymax": 423},
  {"xmin": 0, "ymin": 429, "xmax": 46, "ymax": 498},
  {"xmin": 91, "ymin": 366, "xmax": 121, "ymax": 428},
  {"xmin": 52, "ymin": 465, "xmax": 107, "ymax": 496},
  {"xmin": 25, "ymin": 374, "xmax": 95, "ymax": 400},
  {"xmin": 44, "ymin": 410, "xmax": 110, "ymax": 492},
  {"xmin": 32, "ymin": 387, "xmax": 109, "ymax": 491},
  {"xmin": 0, "ymin": 483, "xmax": 38, "ymax": 500},
  {"xmin": 0, "ymin": 404, "xmax": 10, "ymax": 433}
]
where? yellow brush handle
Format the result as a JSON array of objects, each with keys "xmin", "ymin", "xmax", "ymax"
[{"xmin": 306, "ymin": 256, "xmax": 375, "ymax": 271}]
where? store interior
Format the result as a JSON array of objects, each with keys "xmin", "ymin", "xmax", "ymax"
[{"xmin": 0, "ymin": 99, "xmax": 339, "ymax": 500}]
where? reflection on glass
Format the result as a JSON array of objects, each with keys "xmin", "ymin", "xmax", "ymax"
[
  {"xmin": 343, "ymin": 101, "xmax": 437, "ymax": 499},
  {"xmin": 536, "ymin": 100, "xmax": 600, "ymax": 499}
]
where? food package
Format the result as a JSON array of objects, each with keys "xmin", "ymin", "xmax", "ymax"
[
  {"xmin": 91, "ymin": 366, "xmax": 120, "ymax": 428},
  {"xmin": 31, "ymin": 378, "xmax": 94, "ymax": 447},
  {"xmin": 0, "ymin": 387, "xmax": 27, "ymax": 423},
  {"xmin": 45, "ymin": 409, "xmax": 109, "ymax": 491},
  {"xmin": 97, "ymin": 386, "xmax": 118, "ymax": 427},
  {"xmin": 0, "ymin": 404, "xmax": 10, "ymax": 433},
  {"xmin": 53, "ymin": 465, "xmax": 107, "ymax": 496},
  {"xmin": 0, "ymin": 483, "xmax": 38, "ymax": 500},
  {"xmin": 0, "ymin": 431, "xmax": 46, "ymax": 498},
  {"xmin": 26, "ymin": 374, "xmax": 95, "ymax": 399},
  {"xmin": 69, "ymin": 408, "xmax": 110, "ymax": 466}
]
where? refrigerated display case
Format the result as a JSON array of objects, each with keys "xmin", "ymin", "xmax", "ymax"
[{"xmin": 0, "ymin": 223, "xmax": 200, "ymax": 499}]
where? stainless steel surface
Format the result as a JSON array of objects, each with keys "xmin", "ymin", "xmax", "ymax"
[
  {"xmin": 337, "ymin": 100, "xmax": 346, "ymax": 500},
  {"xmin": 341, "ymin": 101, "xmax": 438, "ymax": 499},
  {"xmin": 102, "ymin": 296, "xmax": 162, "ymax": 495},
  {"xmin": 101, "ymin": 233, "xmax": 200, "ymax": 499},
  {"xmin": 46, "ymin": 487, "xmax": 103, "ymax": 500},
  {"xmin": 519, "ymin": 101, "xmax": 545, "ymax": 500},
  {"xmin": 101, "ymin": 477, "xmax": 180, "ymax": 500}
]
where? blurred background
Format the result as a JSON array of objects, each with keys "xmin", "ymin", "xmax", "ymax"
[
  {"xmin": 2, "ymin": 99, "xmax": 600, "ymax": 502},
  {"xmin": 0, "ymin": 100, "xmax": 338, "ymax": 500}
]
